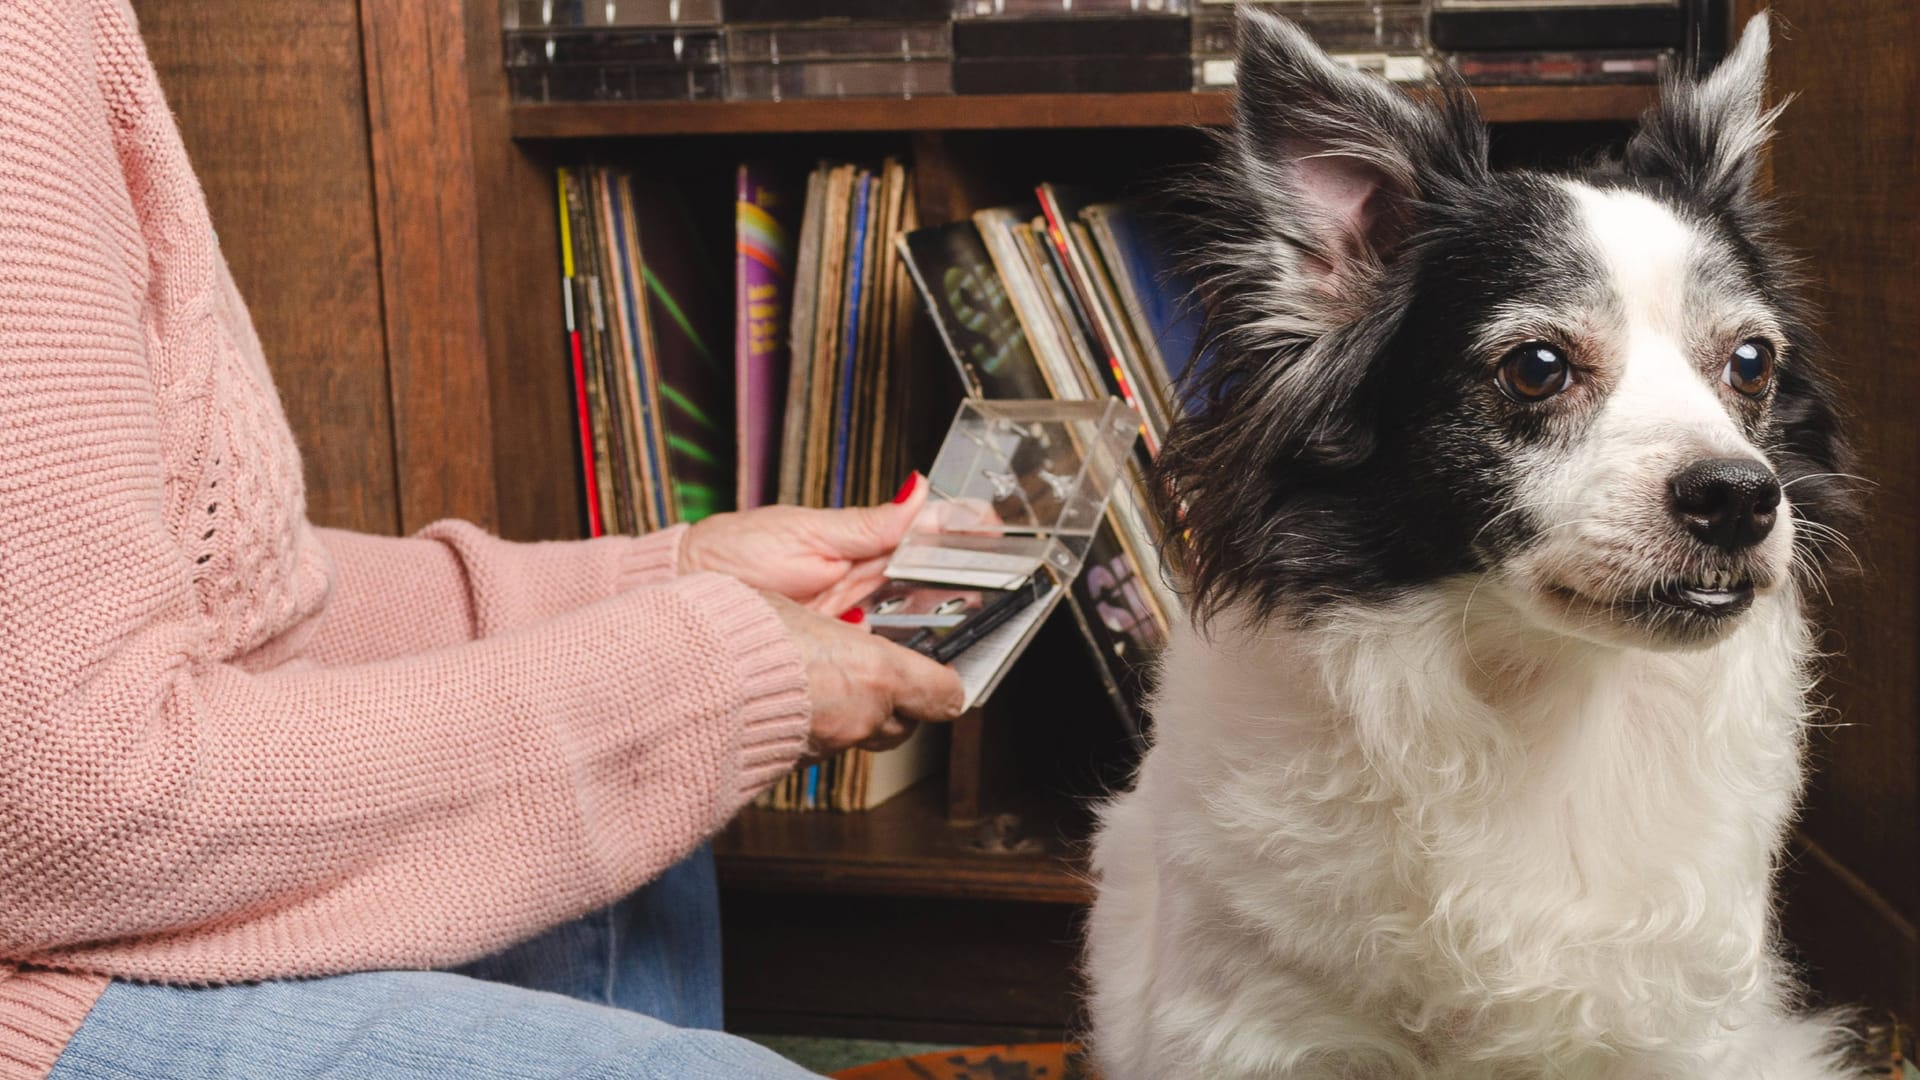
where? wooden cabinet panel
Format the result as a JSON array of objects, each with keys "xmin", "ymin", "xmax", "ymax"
[
  {"xmin": 463, "ymin": 0, "xmax": 580, "ymax": 543},
  {"xmin": 360, "ymin": 0, "xmax": 499, "ymax": 534},
  {"xmin": 1766, "ymin": 0, "xmax": 1920, "ymax": 1021},
  {"xmin": 133, "ymin": 0, "xmax": 400, "ymax": 536}
]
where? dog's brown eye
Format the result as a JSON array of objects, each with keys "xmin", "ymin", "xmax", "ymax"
[
  {"xmin": 1496, "ymin": 342, "xmax": 1572, "ymax": 403},
  {"xmin": 1726, "ymin": 339, "xmax": 1775, "ymax": 397}
]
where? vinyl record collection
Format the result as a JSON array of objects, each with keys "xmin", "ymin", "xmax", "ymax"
[
  {"xmin": 748, "ymin": 157, "xmax": 933, "ymax": 811},
  {"xmin": 550, "ymin": 153, "xmax": 1207, "ymax": 810},
  {"xmin": 503, "ymin": 1, "xmax": 1729, "ymax": 102},
  {"xmin": 556, "ymin": 165, "xmax": 733, "ymax": 534}
]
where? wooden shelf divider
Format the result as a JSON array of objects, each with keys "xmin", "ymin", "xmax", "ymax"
[{"xmin": 511, "ymin": 84, "xmax": 1657, "ymax": 139}]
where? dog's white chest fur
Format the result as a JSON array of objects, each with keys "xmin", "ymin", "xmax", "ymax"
[{"xmin": 1086, "ymin": 585, "xmax": 1843, "ymax": 1079}]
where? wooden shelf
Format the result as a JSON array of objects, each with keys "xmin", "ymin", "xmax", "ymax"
[
  {"xmin": 715, "ymin": 778, "xmax": 1094, "ymax": 905},
  {"xmin": 510, "ymin": 84, "xmax": 1657, "ymax": 139}
]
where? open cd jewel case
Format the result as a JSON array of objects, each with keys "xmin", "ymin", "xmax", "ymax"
[{"xmin": 893, "ymin": 398, "xmax": 1140, "ymax": 709}]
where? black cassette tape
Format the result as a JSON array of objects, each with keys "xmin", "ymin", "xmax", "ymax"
[
  {"xmin": 953, "ymin": 15, "xmax": 1190, "ymax": 59},
  {"xmin": 725, "ymin": 0, "xmax": 952, "ymax": 21},
  {"xmin": 954, "ymin": 54, "xmax": 1190, "ymax": 94},
  {"xmin": 1430, "ymin": 5, "xmax": 1686, "ymax": 50}
]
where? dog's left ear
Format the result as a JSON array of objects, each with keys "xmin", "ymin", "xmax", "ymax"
[{"xmin": 1624, "ymin": 13, "xmax": 1781, "ymax": 214}]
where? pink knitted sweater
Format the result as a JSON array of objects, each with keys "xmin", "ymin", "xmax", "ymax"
[{"xmin": 0, "ymin": 1, "xmax": 812, "ymax": 1074}]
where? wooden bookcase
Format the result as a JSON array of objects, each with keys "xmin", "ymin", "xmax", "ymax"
[
  {"xmin": 138, "ymin": 0, "xmax": 1917, "ymax": 1045},
  {"xmin": 480, "ymin": 50, "xmax": 1659, "ymax": 1041}
]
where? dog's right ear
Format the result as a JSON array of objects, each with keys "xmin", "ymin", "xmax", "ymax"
[
  {"xmin": 1156, "ymin": 11, "xmax": 1488, "ymax": 624},
  {"xmin": 1226, "ymin": 6, "xmax": 1485, "ymax": 318},
  {"xmin": 1173, "ymin": 7, "xmax": 1486, "ymax": 462}
]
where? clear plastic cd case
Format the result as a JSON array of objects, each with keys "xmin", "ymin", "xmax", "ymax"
[
  {"xmin": 504, "ymin": 25, "xmax": 724, "ymax": 102},
  {"xmin": 956, "ymin": 0, "xmax": 1189, "ymax": 16},
  {"xmin": 506, "ymin": 28, "xmax": 724, "ymax": 68},
  {"xmin": 501, "ymin": 0, "xmax": 724, "ymax": 30},
  {"xmin": 725, "ymin": 22, "xmax": 952, "ymax": 64},
  {"xmin": 1193, "ymin": 1, "xmax": 1429, "ymax": 88},
  {"xmin": 508, "ymin": 61, "xmax": 725, "ymax": 103},
  {"xmin": 1194, "ymin": 51, "xmax": 1430, "ymax": 88},
  {"xmin": 727, "ymin": 59, "xmax": 953, "ymax": 100},
  {"xmin": 888, "ymin": 398, "xmax": 1139, "ymax": 708}
]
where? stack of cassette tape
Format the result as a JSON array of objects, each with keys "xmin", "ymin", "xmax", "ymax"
[
  {"xmin": 1191, "ymin": 0, "xmax": 1430, "ymax": 90},
  {"xmin": 1430, "ymin": 0, "xmax": 1693, "ymax": 85},
  {"xmin": 501, "ymin": 0, "xmax": 725, "ymax": 103},
  {"xmin": 724, "ymin": 0, "xmax": 954, "ymax": 100},
  {"xmin": 953, "ymin": 0, "xmax": 1192, "ymax": 95}
]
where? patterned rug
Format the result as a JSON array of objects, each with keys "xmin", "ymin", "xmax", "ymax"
[
  {"xmin": 832, "ymin": 1043, "xmax": 1094, "ymax": 1080},
  {"xmin": 830, "ymin": 1020, "xmax": 1920, "ymax": 1079}
]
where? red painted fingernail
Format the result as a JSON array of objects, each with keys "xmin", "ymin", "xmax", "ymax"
[
  {"xmin": 839, "ymin": 607, "xmax": 865, "ymax": 624},
  {"xmin": 890, "ymin": 473, "xmax": 919, "ymax": 505}
]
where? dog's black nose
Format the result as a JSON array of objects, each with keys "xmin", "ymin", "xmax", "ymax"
[{"xmin": 1669, "ymin": 458, "xmax": 1780, "ymax": 551}]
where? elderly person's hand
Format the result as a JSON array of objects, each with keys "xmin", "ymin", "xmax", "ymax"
[
  {"xmin": 762, "ymin": 593, "xmax": 965, "ymax": 757},
  {"xmin": 680, "ymin": 474, "xmax": 930, "ymax": 617}
]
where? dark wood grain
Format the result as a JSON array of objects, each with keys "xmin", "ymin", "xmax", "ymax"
[
  {"xmin": 463, "ymin": 0, "xmax": 581, "ymax": 542},
  {"xmin": 1765, "ymin": 0, "xmax": 1920, "ymax": 1024},
  {"xmin": 1780, "ymin": 833, "xmax": 1919, "ymax": 1021},
  {"xmin": 134, "ymin": 0, "xmax": 400, "ymax": 536},
  {"xmin": 511, "ymin": 84, "xmax": 1659, "ymax": 139},
  {"xmin": 360, "ymin": 0, "xmax": 499, "ymax": 534},
  {"xmin": 946, "ymin": 708, "xmax": 988, "ymax": 824}
]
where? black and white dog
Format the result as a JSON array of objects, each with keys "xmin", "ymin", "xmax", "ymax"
[{"xmin": 1086, "ymin": 9, "xmax": 1861, "ymax": 1078}]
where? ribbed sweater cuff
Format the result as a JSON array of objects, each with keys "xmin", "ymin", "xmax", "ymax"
[
  {"xmin": 611, "ymin": 525, "xmax": 689, "ymax": 591},
  {"xmin": 671, "ymin": 574, "xmax": 810, "ymax": 802},
  {"xmin": 0, "ymin": 968, "xmax": 109, "ymax": 1080}
]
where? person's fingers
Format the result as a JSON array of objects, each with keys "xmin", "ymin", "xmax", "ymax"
[
  {"xmin": 806, "ymin": 472, "xmax": 928, "ymax": 561},
  {"xmin": 858, "ymin": 716, "xmax": 918, "ymax": 753},
  {"xmin": 879, "ymin": 639, "xmax": 967, "ymax": 723},
  {"xmin": 808, "ymin": 555, "xmax": 892, "ymax": 615}
]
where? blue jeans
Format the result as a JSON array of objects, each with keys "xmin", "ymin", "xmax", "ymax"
[{"xmin": 47, "ymin": 846, "xmax": 821, "ymax": 1079}]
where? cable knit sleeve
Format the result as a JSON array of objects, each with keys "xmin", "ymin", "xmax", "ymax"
[
  {"xmin": 0, "ymin": 0, "xmax": 812, "ymax": 989},
  {"xmin": 0, "ymin": 573, "xmax": 809, "ymax": 979},
  {"xmin": 302, "ymin": 522, "xmax": 691, "ymax": 666}
]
